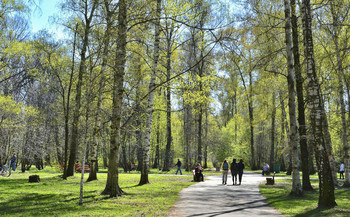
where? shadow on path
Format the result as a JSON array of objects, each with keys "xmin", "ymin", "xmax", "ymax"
[{"xmin": 168, "ymin": 172, "xmax": 284, "ymax": 217}]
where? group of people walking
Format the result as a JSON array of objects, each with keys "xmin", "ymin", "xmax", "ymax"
[
  {"xmin": 221, "ymin": 158, "xmax": 245, "ymax": 185},
  {"xmin": 0, "ymin": 152, "xmax": 17, "ymax": 175}
]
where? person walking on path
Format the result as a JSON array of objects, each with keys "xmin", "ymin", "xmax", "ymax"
[
  {"xmin": 221, "ymin": 159, "xmax": 230, "ymax": 185},
  {"xmin": 9, "ymin": 152, "xmax": 17, "ymax": 171},
  {"xmin": 238, "ymin": 158, "xmax": 245, "ymax": 185},
  {"xmin": 340, "ymin": 162, "xmax": 345, "ymax": 179},
  {"xmin": 175, "ymin": 159, "xmax": 182, "ymax": 175},
  {"xmin": 231, "ymin": 158, "xmax": 239, "ymax": 185}
]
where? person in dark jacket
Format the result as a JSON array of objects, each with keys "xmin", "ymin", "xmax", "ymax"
[
  {"xmin": 238, "ymin": 159, "xmax": 245, "ymax": 185},
  {"xmin": 230, "ymin": 158, "xmax": 238, "ymax": 185},
  {"xmin": 10, "ymin": 152, "xmax": 17, "ymax": 171},
  {"xmin": 193, "ymin": 163, "xmax": 204, "ymax": 181},
  {"xmin": 175, "ymin": 159, "xmax": 182, "ymax": 175}
]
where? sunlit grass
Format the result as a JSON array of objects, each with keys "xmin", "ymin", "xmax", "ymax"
[
  {"xmin": 0, "ymin": 169, "xmax": 195, "ymax": 216},
  {"xmin": 260, "ymin": 179, "xmax": 350, "ymax": 217}
]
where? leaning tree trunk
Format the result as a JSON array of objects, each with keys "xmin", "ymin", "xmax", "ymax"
[
  {"xmin": 102, "ymin": 0, "xmax": 126, "ymax": 197},
  {"xmin": 284, "ymin": 0, "xmax": 302, "ymax": 196},
  {"xmin": 330, "ymin": 0, "xmax": 350, "ymax": 187},
  {"xmin": 139, "ymin": 0, "xmax": 162, "ymax": 185},
  {"xmin": 301, "ymin": 0, "xmax": 336, "ymax": 207},
  {"xmin": 291, "ymin": 0, "xmax": 313, "ymax": 191}
]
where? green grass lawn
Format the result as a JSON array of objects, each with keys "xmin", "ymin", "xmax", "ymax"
[
  {"xmin": 260, "ymin": 179, "xmax": 350, "ymax": 217},
  {"xmin": 0, "ymin": 169, "xmax": 195, "ymax": 216}
]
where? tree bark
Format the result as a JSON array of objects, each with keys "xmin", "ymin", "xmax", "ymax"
[
  {"xmin": 248, "ymin": 71, "xmax": 256, "ymax": 170},
  {"xmin": 139, "ymin": 0, "xmax": 162, "ymax": 185},
  {"xmin": 204, "ymin": 109, "xmax": 208, "ymax": 169},
  {"xmin": 163, "ymin": 26, "xmax": 173, "ymax": 171},
  {"xmin": 284, "ymin": 0, "xmax": 303, "ymax": 196},
  {"xmin": 102, "ymin": 0, "xmax": 126, "ymax": 197},
  {"xmin": 291, "ymin": 0, "xmax": 313, "ymax": 191},
  {"xmin": 301, "ymin": 0, "xmax": 336, "ymax": 207},
  {"xmin": 270, "ymin": 92, "xmax": 276, "ymax": 168}
]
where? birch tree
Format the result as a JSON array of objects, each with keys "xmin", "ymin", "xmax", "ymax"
[
  {"xmin": 301, "ymin": 0, "xmax": 336, "ymax": 207},
  {"xmin": 284, "ymin": 0, "xmax": 302, "ymax": 196},
  {"xmin": 139, "ymin": 0, "xmax": 162, "ymax": 185}
]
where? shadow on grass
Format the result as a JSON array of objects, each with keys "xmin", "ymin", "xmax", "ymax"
[
  {"xmin": 294, "ymin": 207, "xmax": 347, "ymax": 217},
  {"xmin": 0, "ymin": 191, "xmax": 102, "ymax": 216}
]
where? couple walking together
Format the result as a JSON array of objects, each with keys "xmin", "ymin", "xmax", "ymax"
[{"xmin": 221, "ymin": 158, "xmax": 244, "ymax": 185}]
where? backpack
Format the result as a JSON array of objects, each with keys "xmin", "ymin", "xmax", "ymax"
[
  {"xmin": 223, "ymin": 162, "xmax": 229, "ymax": 170},
  {"xmin": 231, "ymin": 162, "xmax": 238, "ymax": 172}
]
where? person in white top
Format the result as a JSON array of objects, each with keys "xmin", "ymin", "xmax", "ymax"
[{"xmin": 340, "ymin": 162, "xmax": 345, "ymax": 179}]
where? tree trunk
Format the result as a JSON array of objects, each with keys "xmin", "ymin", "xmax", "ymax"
[
  {"xmin": 184, "ymin": 103, "xmax": 192, "ymax": 172},
  {"xmin": 301, "ymin": 0, "xmax": 336, "ymax": 207},
  {"xmin": 163, "ymin": 27, "xmax": 173, "ymax": 172},
  {"xmin": 204, "ymin": 109, "xmax": 208, "ymax": 169},
  {"xmin": 139, "ymin": 0, "xmax": 162, "ymax": 185},
  {"xmin": 291, "ymin": 0, "xmax": 313, "ymax": 191},
  {"xmin": 330, "ymin": 0, "xmax": 350, "ymax": 187},
  {"xmin": 63, "ymin": 23, "xmax": 77, "ymax": 179},
  {"xmin": 248, "ymin": 71, "xmax": 256, "ymax": 170},
  {"xmin": 270, "ymin": 92, "xmax": 276, "ymax": 168},
  {"xmin": 67, "ymin": 1, "xmax": 97, "ymax": 177},
  {"xmin": 284, "ymin": 0, "xmax": 303, "ymax": 196},
  {"xmin": 87, "ymin": 1, "xmax": 111, "ymax": 182},
  {"xmin": 102, "ymin": 0, "xmax": 126, "ymax": 197}
]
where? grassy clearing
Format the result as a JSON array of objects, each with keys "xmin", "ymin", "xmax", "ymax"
[
  {"xmin": 260, "ymin": 179, "xmax": 350, "ymax": 217},
  {"xmin": 0, "ymin": 169, "xmax": 195, "ymax": 216}
]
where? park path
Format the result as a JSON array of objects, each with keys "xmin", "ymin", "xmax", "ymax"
[{"xmin": 168, "ymin": 172, "xmax": 284, "ymax": 217}]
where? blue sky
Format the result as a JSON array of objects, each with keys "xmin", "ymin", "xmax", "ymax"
[{"xmin": 31, "ymin": 0, "xmax": 66, "ymax": 39}]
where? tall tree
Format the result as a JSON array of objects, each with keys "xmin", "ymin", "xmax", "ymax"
[
  {"xmin": 87, "ymin": 0, "xmax": 113, "ymax": 182},
  {"xmin": 284, "ymin": 0, "xmax": 302, "ymax": 196},
  {"xmin": 102, "ymin": 0, "xmax": 126, "ymax": 197},
  {"xmin": 66, "ymin": 0, "xmax": 98, "ymax": 177},
  {"xmin": 291, "ymin": 0, "xmax": 313, "ymax": 191},
  {"xmin": 329, "ymin": 0, "xmax": 350, "ymax": 187},
  {"xmin": 139, "ymin": 0, "xmax": 162, "ymax": 185},
  {"xmin": 301, "ymin": 0, "xmax": 336, "ymax": 207}
]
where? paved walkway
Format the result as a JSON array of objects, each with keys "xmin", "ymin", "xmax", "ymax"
[{"xmin": 168, "ymin": 172, "xmax": 284, "ymax": 217}]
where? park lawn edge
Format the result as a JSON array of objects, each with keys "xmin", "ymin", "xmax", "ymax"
[{"xmin": 259, "ymin": 179, "xmax": 350, "ymax": 217}]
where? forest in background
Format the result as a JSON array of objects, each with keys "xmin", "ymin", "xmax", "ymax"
[{"xmin": 0, "ymin": 0, "xmax": 349, "ymax": 205}]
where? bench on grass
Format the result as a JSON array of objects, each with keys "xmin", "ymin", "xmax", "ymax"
[{"xmin": 75, "ymin": 164, "xmax": 90, "ymax": 173}]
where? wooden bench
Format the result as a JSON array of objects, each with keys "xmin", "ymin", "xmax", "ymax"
[{"xmin": 75, "ymin": 164, "xmax": 90, "ymax": 173}]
